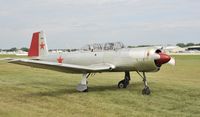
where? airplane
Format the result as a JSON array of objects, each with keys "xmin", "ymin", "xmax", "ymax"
[{"xmin": 6, "ymin": 31, "xmax": 175, "ymax": 95}]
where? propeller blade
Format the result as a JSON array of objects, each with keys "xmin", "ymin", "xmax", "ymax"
[{"xmin": 168, "ymin": 57, "xmax": 175, "ymax": 66}]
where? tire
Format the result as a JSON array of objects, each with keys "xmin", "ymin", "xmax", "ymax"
[
  {"xmin": 83, "ymin": 88, "xmax": 88, "ymax": 92},
  {"xmin": 118, "ymin": 80, "xmax": 127, "ymax": 88},
  {"xmin": 142, "ymin": 87, "xmax": 151, "ymax": 95}
]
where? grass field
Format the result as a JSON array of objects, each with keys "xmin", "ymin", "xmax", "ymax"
[{"xmin": 0, "ymin": 55, "xmax": 200, "ymax": 117}]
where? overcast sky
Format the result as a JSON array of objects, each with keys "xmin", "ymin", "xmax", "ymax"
[{"xmin": 0, "ymin": 0, "xmax": 200, "ymax": 49}]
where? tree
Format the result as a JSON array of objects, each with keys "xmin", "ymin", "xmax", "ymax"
[
  {"xmin": 21, "ymin": 47, "xmax": 29, "ymax": 52},
  {"xmin": 9, "ymin": 47, "xmax": 17, "ymax": 52},
  {"xmin": 186, "ymin": 43, "xmax": 194, "ymax": 47},
  {"xmin": 176, "ymin": 43, "xmax": 186, "ymax": 47},
  {"xmin": 127, "ymin": 46, "xmax": 136, "ymax": 48}
]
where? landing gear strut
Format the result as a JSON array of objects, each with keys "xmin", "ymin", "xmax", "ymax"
[
  {"xmin": 118, "ymin": 71, "xmax": 131, "ymax": 88},
  {"xmin": 76, "ymin": 73, "xmax": 90, "ymax": 92},
  {"xmin": 137, "ymin": 71, "xmax": 151, "ymax": 95}
]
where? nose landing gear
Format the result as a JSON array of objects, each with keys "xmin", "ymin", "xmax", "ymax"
[
  {"xmin": 137, "ymin": 71, "xmax": 151, "ymax": 95},
  {"xmin": 118, "ymin": 71, "xmax": 151, "ymax": 95}
]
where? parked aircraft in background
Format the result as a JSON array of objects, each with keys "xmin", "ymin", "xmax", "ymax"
[{"xmin": 7, "ymin": 31, "xmax": 175, "ymax": 95}]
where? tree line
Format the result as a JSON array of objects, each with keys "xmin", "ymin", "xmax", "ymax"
[
  {"xmin": 0, "ymin": 47, "xmax": 29, "ymax": 52},
  {"xmin": 0, "ymin": 42, "xmax": 199, "ymax": 52},
  {"xmin": 128, "ymin": 43, "xmax": 200, "ymax": 48},
  {"xmin": 176, "ymin": 43, "xmax": 200, "ymax": 48}
]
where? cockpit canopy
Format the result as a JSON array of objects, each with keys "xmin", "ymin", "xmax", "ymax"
[{"xmin": 81, "ymin": 42, "xmax": 125, "ymax": 51}]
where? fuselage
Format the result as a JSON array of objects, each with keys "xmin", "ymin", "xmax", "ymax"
[{"xmin": 39, "ymin": 47, "xmax": 160, "ymax": 73}]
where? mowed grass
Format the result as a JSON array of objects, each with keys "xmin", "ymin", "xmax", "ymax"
[{"xmin": 0, "ymin": 55, "xmax": 200, "ymax": 117}]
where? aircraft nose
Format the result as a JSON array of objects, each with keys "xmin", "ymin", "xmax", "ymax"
[{"xmin": 155, "ymin": 53, "xmax": 171, "ymax": 67}]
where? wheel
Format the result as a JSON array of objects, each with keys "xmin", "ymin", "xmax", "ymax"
[
  {"xmin": 118, "ymin": 81, "xmax": 125, "ymax": 88},
  {"xmin": 118, "ymin": 80, "xmax": 128, "ymax": 88},
  {"xmin": 142, "ymin": 87, "xmax": 151, "ymax": 95},
  {"xmin": 83, "ymin": 88, "xmax": 88, "ymax": 92},
  {"xmin": 76, "ymin": 84, "xmax": 88, "ymax": 92}
]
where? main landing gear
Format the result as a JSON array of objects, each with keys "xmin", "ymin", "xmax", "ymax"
[
  {"xmin": 117, "ymin": 71, "xmax": 151, "ymax": 95},
  {"xmin": 118, "ymin": 71, "xmax": 131, "ymax": 88},
  {"xmin": 76, "ymin": 73, "xmax": 91, "ymax": 92},
  {"xmin": 77, "ymin": 71, "xmax": 151, "ymax": 95},
  {"xmin": 136, "ymin": 71, "xmax": 151, "ymax": 95}
]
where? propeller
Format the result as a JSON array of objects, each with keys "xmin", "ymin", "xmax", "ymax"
[
  {"xmin": 167, "ymin": 57, "xmax": 176, "ymax": 66},
  {"xmin": 149, "ymin": 49, "xmax": 176, "ymax": 67}
]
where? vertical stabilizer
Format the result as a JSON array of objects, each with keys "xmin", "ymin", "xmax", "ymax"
[{"xmin": 28, "ymin": 31, "xmax": 48, "ymax": 57}]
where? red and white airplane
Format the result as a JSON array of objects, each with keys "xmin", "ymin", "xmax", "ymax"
[{"xmin": 8, "ymin": 31, "xmax": 175, "ymax": 95}]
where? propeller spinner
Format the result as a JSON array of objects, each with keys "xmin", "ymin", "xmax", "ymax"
[{"xmin": 154, "ymin": 50, "xmax": 175, "ymax": 67}]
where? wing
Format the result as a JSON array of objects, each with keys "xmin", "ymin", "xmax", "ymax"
[{"xmin": 8, "ymin": 59, "xmax": 115, "ymax": 73}]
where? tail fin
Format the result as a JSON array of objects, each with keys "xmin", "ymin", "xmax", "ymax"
[{"xmin": 28, "ymin": 31, "xmax": 48, "ymax": 57}]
